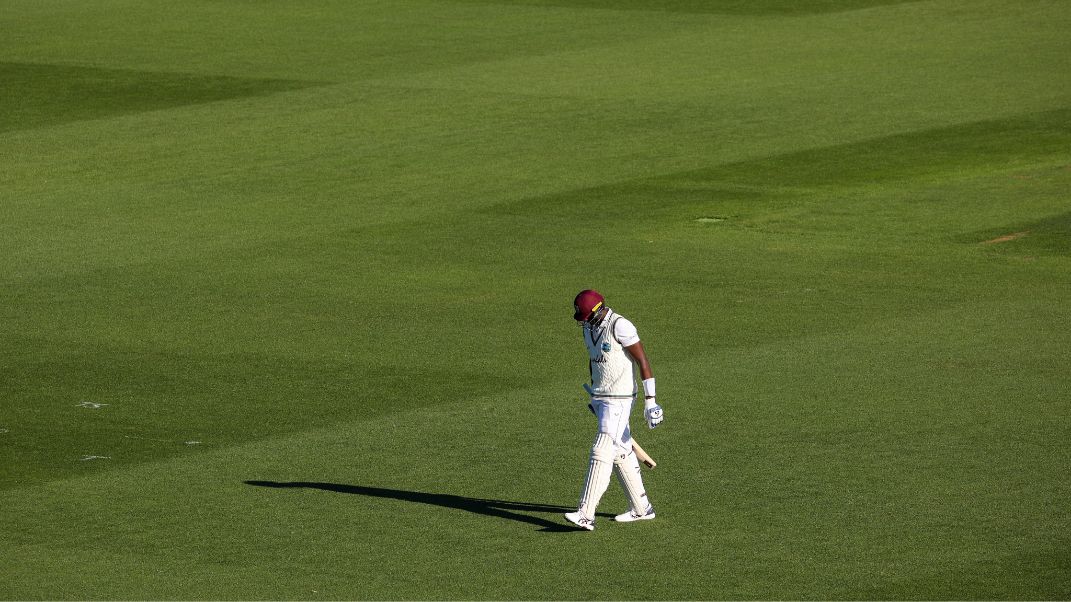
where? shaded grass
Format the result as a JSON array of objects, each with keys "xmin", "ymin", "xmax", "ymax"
[
  {"xmin": 972, "ymin": 210, "xmax": 1071, "ymax": 256},
  {"xmin": 480, "ymin": 108, "xmax": 1071, "ymax": 226},
  {"xmin": 0, "ymin": 62, "xmax": 319, "ymax": 133}
]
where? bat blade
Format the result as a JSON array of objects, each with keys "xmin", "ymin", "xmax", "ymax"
[{"xmin": 631, "ymin": 439, "xmax": 657, "ymax": 469}]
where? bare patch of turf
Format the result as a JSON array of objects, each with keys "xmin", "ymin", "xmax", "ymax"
[{"xmin": 982, "ymin": 231, "xmax": 1030, "ymax": 245}]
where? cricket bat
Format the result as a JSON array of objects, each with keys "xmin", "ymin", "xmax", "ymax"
[{"xmin": 583, "ymin": 384, "xmax": 657, "ymax": 469}]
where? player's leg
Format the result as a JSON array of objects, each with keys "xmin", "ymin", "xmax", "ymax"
[
  {"xmin": 566, "ymin": 431, "xmax": 613, "ymax": 530},
  {"xmin": 566, "ymin": 399, "xmax": 620, "ymax": 530},
  {"xmin": 613, "ymin": 423, "xmax": 654, "ymax": 515},
  {"xmin": 613, "ymin": 410, "xmax": 656, "ymax": 522}
]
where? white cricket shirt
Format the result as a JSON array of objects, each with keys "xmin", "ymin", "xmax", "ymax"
[{"xmin": 583, "ymin": 309, "xmax": 641, "ymax": 398}]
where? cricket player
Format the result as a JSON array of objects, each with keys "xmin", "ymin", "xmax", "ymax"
[{"xmin": 565, "ymin": 289, "xmax": 664, "ymax": 531}]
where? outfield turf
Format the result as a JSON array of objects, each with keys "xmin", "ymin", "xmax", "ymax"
[{"xmin": 2, "ymin": 0, "xmax": 1070, "ymax": 599}]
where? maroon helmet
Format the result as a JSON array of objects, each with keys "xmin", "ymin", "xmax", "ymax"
[{"xmin": 573, "ymin": 289, "xmax": 605, "ymax": 323}]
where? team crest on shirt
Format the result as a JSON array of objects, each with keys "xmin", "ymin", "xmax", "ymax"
[{"xmin": 601, "ymin": 342, "xmax": 611, "ymax": 352}]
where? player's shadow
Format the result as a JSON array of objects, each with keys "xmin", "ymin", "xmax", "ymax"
[{"xmin": 245, "ymin": 480, "xmax": 608, "ymax": 532}]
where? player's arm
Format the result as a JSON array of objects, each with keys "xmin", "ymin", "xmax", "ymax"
[
  {"xmin": 624, "ymin": 341, "xmax": 652, "ymax": 381},
  {"xmin": 624, "ymin": 341, "xmax": 663, "ymax": 429}
]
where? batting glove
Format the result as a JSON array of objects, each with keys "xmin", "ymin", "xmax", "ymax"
[{"xmin": 644, "ymin": 399, "xmax": 664, "ymax": 429}]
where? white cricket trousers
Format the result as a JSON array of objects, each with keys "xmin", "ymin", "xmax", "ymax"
[
  {"xmin": 593, "ymin": 397, "xmax": 635, "ymax": 458},
  {"xmin": 576, "ymin": 397, "xmax": 649, "ymax": 519}
]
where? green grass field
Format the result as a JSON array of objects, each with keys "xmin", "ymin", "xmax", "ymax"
[{"xmin": 2, "ymin": 0, "xmax": 1070, "ymax": 599}]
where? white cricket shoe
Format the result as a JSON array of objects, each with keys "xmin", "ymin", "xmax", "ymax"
[
  {"xmin": 564, "ymin": 511, "xmax": 595, "ymax": 531},
  {"xmin": 614, "ymin": 506, "xmax": 656, "ymax": 522}
]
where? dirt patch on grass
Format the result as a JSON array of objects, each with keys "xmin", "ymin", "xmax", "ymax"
[{"xmin": 982, "ymin": 231, "xmax": 1030, "ymax": 245}]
